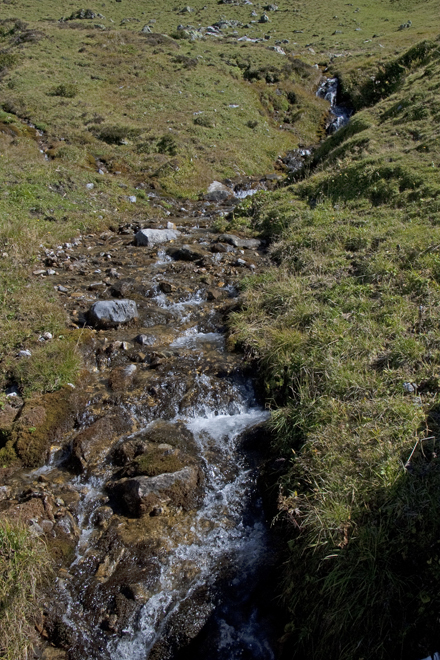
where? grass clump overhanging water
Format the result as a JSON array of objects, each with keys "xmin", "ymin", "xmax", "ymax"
[
  {"xmin": 228, "ymin": 36, "xmax": 440, "ymax": 660},
  {"xmin": 0, "ymin": 519, "xmax": 52, "ymax": 660}
]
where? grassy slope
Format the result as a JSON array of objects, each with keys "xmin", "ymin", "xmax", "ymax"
[
  {"xmin": 1, "ymin": 0, "xmax": 440, "ymax": 656},
  {"xmin": 227, "ymin": 8, "xmax": 440, "ymax": 660}
]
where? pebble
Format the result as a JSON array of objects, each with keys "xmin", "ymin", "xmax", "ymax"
[
  {"xmin": 46, "ymin": 269, "xmax": 56, "ymax": 276},
  {"xmin": 86, "ymin": 183, "xmax": 94, "ymax": 190},
  {"xmin": 18, "ymin": 349, "xmax": 32, "ymax": 358},
  {"xmin": 57, "ymin": 285, "xmax": 69, "ymax": 293}
]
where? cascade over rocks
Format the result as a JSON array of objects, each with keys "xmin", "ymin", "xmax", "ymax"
[
  {"xmin": 107, "ymin": 465, "xmax": 203, "ymax": 517},
  {"xmin": 0, "ymin": 179, "xmax": 282, "ymax": 660}
]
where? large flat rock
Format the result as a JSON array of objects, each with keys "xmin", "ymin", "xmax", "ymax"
[
  {"xmin": 107, "ymin": 466, "xmax": 202, "ymax": 517},
  {"xmin": 135, "ymin": 228, "xmax": 180, "ymax": 246},
  {"xmin": 89, "ymin": 299, "xmax": 138, "ymax": 328}
]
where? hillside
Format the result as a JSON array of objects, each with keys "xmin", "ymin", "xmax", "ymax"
[{"xmin": 1, "ymin": 0, "xmax": 440, "ymax": 658}]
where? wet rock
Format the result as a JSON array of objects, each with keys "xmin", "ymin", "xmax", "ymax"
[
  {"xmin": 107, "ymin": 465, "xmax": 202, "ymax": 517},
  {"xmin": 149, "ymin": 585, "xmax": 214, "ymax": 659},
  {"xmin": 206, "ymin": 288, "xmax": 224, "ymax": 301},
  {"xmin": 166, "ymin": 244, "xmax": 208, "ymax": 262},
  {"xmin": 88, "ymin": 299, "xmax": 138, "ymax": 328},
  {"xmin": 134, "ymin": 333, "xmax": 154, "ymax": 346},
  {"xmin": 108, "ymin": 364, "xmax": 137, "ymax": 391},
  {"xmin": 159, "ymin": 281, "xmax": 174, "ymax": 293},
  {"xmin": 218, "ymin": 233, "xmax": 261, "ymax": 249},
  {"xmin": 93, "ymin": 505, "xmax": 114, "ymax": 527},
  {"xmin": 70, "ymin": 413, "xmax": 134, "ymax": 473},
  {"xmin": 110, "ymin": 278, "xmax": 135, "ymax": 298},
  {"xmin": 0, "ymin": 404, "xmax": 20, "ymax": 433},
  {"xmin": 95, "ymin": 546, "xmax": 126, "ymax": 582},
  {"xmin": 142, "ymin": 305, "xmax": 173, "ymax": 327},
  {"xmin": 210, "ymin": 242, "xmax": 233, "ymax": 253},
  {"xmin": 113, "ymin": 438, "xmax": 149, "ymax": 466},
  {"xmin": 124, "ymin": 582, "xmax": 150, "ymax": 603},
  {"xmin": 135, "ymin": 228, "xmax": 180, "ymax": 246}
]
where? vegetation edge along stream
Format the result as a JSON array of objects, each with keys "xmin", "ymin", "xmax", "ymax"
[{"xmin": 1, "ymin": 0, "xmax": 440, "ymax": 658}]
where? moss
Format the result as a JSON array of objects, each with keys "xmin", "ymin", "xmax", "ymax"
[
  {"xmin": 134, "ymin": 449, "xmax": 185, "ymax": 477},
  {"xmin": 12, "ymin": 383, "xmax": 87, "ymax": 468},
  {"xmin": 0, "ymin": 440, "xmax": 18, "ymax": 467}
]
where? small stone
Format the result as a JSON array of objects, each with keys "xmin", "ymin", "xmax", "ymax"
[
  {"xmin": 38, "ymin": 332, "xmax": 53, "ymax": 342},
  {"xmin": 128, "ymin": 195, "xmax": 137, "ymax": 203},
  {"xmin": 207, "ymin": 288, "xmax": 223, "ymax": 301},
  {"xmin": 159, "ymin": 281, "xmax": 173, "ymax": 294},
  {"xmin": 167, "ymin": 221, "xmax": 176, "ymax": 230},
  {"xmin": 141, "ymin": 24, "xmax": 152, "ymax": 33},
  {"xmin": 126, "ymin": 583, "xmax": 151, "ymax": 602},
  {"xmin": 86, "ymin": 183, "xmax": 94, "ymax": 189},
  {"xmin": 41, "ymin": 520, "xmax": 54, "ymax": 533},
  {"xmin": 235, "ymin": 258, "xmax": 247, "ymax": 267},
  {"xmin": 259, "ymin": 13, "xmax": 270, "ymax": 22},
  {"xmin": 88, "ymin": 281, "xmax": 106, "ymax": 291},
  {"xmin": 403, "ymin": 382, "xmax": 415, "ymax": 393},
  {"xmin": 46, "ymin": 269, "xmax": 56, "ymax": 276},
  {"xmin": 57, "ymin": 285, "xmax": 69, "ymax": 293},
  {"xmin": 33, "ymin": 270, "xmax": 46, "ymax": 276},
  {"xmin": 18, "ymin": 349, "xmax": 32, "ymax": 358},
  {"xmin": 135, "ymin": 334, "xmax": 154, "ymax": 346}
]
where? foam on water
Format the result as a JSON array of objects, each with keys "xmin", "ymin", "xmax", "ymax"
[
  {"xmin": 110, "ymin": 406, "xmax": 270, "ymax": 660},
  {"xmin": 170, "ymin": 326, "xmax": 225, "ymax": 350}
]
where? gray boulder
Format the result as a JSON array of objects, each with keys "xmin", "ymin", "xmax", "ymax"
[
  {"xmin": 107, "ymin": 466, "xmax": 201, "ymax": 516},
  {"xmin": 218, "ymin": 233, "xmax": 261, "ymax": 249},
  {"xmin": 135, "ymin": 228, "xmax": 180, "ymax": 246},
  {"xmin": 89, "ymin": 299, "xmax": 138, "ymax": 328}
]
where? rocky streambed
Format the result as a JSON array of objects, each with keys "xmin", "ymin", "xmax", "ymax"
[{"xmin": 0, "ymin": 182, "xmax": 284, "ymax": 660}]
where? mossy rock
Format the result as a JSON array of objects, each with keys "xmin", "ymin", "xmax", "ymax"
[
  {"xmin": 134, "ymin": 448, "xmax": 186, "ymax": 477},
  {"xmin": 11, "ymin": 381, "xmax": 90, "ymax": 468}
]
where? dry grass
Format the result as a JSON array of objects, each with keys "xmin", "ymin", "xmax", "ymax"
[{"xmin": 0, "ymin": 519, "xmax": 52, "ymax": 660}]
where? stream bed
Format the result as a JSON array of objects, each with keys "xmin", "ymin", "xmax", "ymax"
[{"xmin": 1, "ymin": 187, "xmax": 283, "ymax": 660}]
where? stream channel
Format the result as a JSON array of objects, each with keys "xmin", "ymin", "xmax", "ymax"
[
  {"xmin": 1, "ymin": 76, "xmax": 348, "ymax": 660},
  {"xmin": 4, "ymin": 180, "xmax": 284, "ymax": 660}
]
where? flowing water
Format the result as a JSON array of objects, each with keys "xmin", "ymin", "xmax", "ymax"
[
  {"xmin": 6, "ymin": 194, "xmax": 282, "ymax": 659},
  {"xmin": 316, "ymin": 76, "xmax": 352, "ymax": 133}
]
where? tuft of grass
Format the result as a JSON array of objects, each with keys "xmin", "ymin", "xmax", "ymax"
[{"xmin": 0, "ymin": 519, "xmax": 52, "ymax": 660}]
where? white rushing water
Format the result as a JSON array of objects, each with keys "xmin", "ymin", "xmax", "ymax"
[{"xmin": 110, "ymin": 405, "xmax": 270, "ymax": 660}]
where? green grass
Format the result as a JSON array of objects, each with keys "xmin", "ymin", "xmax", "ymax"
[
  {"xmin": 0, "ymin": 519, "xmax": 52, "ymax": 660},
  {"xmin": 228, "ymin": 33, "xmax": 440, "ymax": 660},
  {"xmin": 1, "ymin": 0, "xmax": 440, "ymax": 655}
]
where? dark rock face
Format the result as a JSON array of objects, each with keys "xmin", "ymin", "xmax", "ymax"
[
  {"xmin": 107, "ymin": 466, "xmax": 202, "ymax": 517},
  {"xmin": 88, "ymin": 299, "xmax": 138, "ymax": 328},
  {"xmin": 166, "ymin": 244, "xmax": 208, "ymax": 262},
  {"xmin": 70, "ymin": 413, "xmax": 134, "ymax": 473}
]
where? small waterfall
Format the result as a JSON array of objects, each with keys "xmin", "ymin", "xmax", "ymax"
[{"xmin": 316, "ymin": 76, "xmax": 352, "ymax": 133}]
